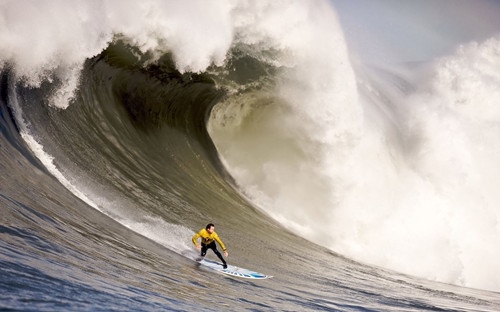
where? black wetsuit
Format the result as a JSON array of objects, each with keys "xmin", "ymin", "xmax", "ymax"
[{"xmin": 201, "ymin": 241, "xmax": 227, "ymax": 266}]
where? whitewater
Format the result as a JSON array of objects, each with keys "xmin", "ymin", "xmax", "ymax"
[{"xmin": 1, "ymin": 0, "xmax": 500, "ymax": 311}]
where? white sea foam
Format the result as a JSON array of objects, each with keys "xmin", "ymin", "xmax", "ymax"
[
  {"xmin": 208, "ymin": 1, "xmax": 500, "ymax": 293},
  {"xmin": 0, "ymin": 0, "xmax": 234, "ymax": 108},
  {"xmin": 121, "ymin": 216, "xmax": 196, "ymax": 258}
]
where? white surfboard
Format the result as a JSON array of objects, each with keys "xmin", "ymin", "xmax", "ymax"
[{"xmin": 198, "ymin": 258, "xmax": 272, "ymax": 279}]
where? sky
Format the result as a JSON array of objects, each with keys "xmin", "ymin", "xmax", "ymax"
[{"xmin": 330, "ymin": 0, "xmax": 500, "ymax": 64}]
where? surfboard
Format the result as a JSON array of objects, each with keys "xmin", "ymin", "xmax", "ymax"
[{"xmin": 198, "ymin": 258, "xmax": 272, "ymax": 279}]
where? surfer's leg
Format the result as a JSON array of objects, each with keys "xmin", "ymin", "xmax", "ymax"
[
  {"xmin": 209, "ymin": 242, "xmax": 227, "ymax": 268},
  {"xmin": 200, "ymin": 243, "xmax": 208, "ymax": 257}
]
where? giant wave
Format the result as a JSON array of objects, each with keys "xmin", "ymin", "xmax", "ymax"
[{"xmin": 1, "ymin": 0, "xmax": 500, "ymax": 311}]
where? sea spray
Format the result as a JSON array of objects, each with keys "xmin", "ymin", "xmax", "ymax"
[
  {"xmin": 208, "ymin": 2, "xmax": 500, "ymax": 292},
  {"xmin": 209, "ymin": 0, "xmax": 361, "ymax": 243}
]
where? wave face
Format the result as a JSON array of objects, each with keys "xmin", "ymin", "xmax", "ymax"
[{"xmin": 1, "ymin": 0, "xmax": 500, "ymax": 311}]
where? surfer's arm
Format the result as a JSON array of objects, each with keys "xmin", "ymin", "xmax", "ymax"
[
  {"xmin": 214, "ymin": 233, "xmax": 227, "ymax": 251},
  {"xmin": 192, "ymin": 231, "xmax": 201, "ymax": 248}
]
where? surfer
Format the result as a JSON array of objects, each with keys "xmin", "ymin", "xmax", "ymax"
[{"xmin": 192, "ymin": 223, "xmax": 229, "ymax": 269}]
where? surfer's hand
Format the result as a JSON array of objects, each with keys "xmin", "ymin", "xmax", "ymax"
[
  {"xmin": 224, "ymin": 251, "xmax": 228, "ymax": 257},
  {"xmin": 196, "ymin": 245, "xmax": 201, "ymax": 250}
]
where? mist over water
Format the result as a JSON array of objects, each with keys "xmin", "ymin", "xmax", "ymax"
[{"xmin": 2, "ymin": 0, "xmax": 500, "ymax": 294}]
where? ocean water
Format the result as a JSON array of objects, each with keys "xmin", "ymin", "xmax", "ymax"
[{"xmin": 1, "ymin": 0, "xmax": 500, "ymax": 311}]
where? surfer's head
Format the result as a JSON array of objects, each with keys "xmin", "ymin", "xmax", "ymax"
[{"xmin": 206, "ymin": 223, "xmax": 215, "ymax": 233}]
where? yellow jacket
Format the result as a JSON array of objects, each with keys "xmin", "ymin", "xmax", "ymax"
[{"xmin": 192, "ymin": 228, "xmax": 227, "ymax": 251}]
